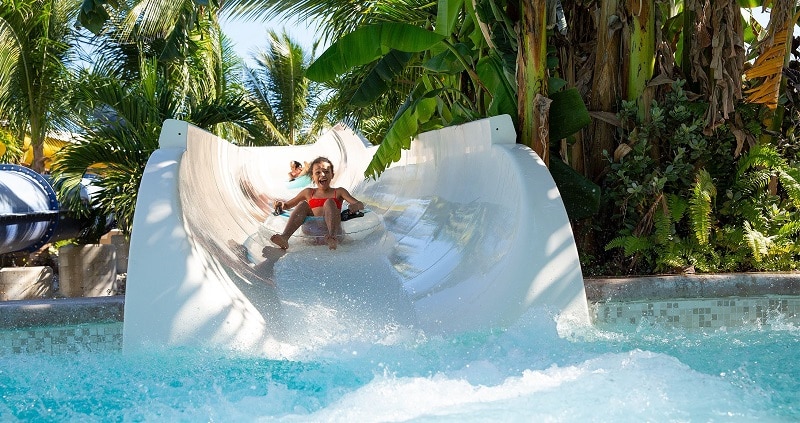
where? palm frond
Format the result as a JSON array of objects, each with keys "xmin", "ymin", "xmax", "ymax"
[
  {"xmin": 0, "ymin": 0, "xmax": 83, "ymax": 171},
  {"xmin": 242, "ymin": 29, "xmax": 322, "ymax": 145},
  {"xmin": 221, "ymin": 0, "xmax": 434, "ymax": 44}
]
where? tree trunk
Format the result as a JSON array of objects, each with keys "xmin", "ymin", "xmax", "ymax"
[
  {"xmin": 587, "ymin": 0, "xmax": 622, "ymax": 182},
  {"xmin": 517, "ymin": 0, "xmax": 550, "ymax": 166},
  {"xmin": 623, "ymin": 0, "xmax": 655, "ymax": 121},
  {"xmin": 29, "ymin": 114, "xmax": 45, "ymax": 173}
]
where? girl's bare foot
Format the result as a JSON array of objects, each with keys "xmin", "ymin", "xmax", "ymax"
[
  {"xmin": 325, "ymin": 234, "xmax": 338, "ymax": 250},
  {"xmin": 270, "ymin": 234, "xmax": 289, "ymax": 250}
]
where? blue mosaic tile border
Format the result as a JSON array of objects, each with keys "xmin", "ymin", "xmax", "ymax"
[
  {"xmin": 2, "ymin": 295, "xmax": 799, "ymax": 355},
  {"xmin": 592, "ymin": 295, "xmax": 800, "ymax": 329},
  {"xmin": 0, "ymin": 322, "xmax": 122, "ymax": 355}
]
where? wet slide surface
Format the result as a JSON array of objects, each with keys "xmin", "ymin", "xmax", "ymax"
[{"xmin": 123, "ymin": 116, "xmax": 589, "ymax": 357}]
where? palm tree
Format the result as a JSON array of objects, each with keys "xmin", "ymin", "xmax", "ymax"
[
  {"xmin": 0, "ymin": 0, "xmax": 81, "ymax": 173},
  {"xmin": 216, "ymin": 0, "xmax": 591, "ymax": 175},
  {"xmin": 52, "ymin": 14, "xmax": 260, "ymax": 233},
  {"xmin": 243, "ymin": 29, "xmax": 326, "ymax": 145}
]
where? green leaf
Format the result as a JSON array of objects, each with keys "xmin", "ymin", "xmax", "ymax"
[
  {"xmin": 689, "ymin": 169, "xmax": 716, "ymax": 245},
  {"xmin": 365, "ymin": 92, "xmax": 439, "ymax": 179},
  {"xmin": 738, "ymin": 0, "xmax": 763, "ymax": 8},
  {"xmin": 661, "ymin": 12, "xmax": 684, "ymax": 47},
  {"xmin": 549, "ymin": 158, "xmax": 601, "ymax": 220},
  {"xmin": 351, "ymin": 50, "xmax": 413, "ymax": 106},
  {"xmin": 549, "ymin": 88, "xmax": 591, "ymax": 143},
  {"xmin": 605, "ymin": 235, "xmax": 650, "ymax": 256},
  {"xmin": 436, "ymin": 0, "xmax": 465, "ymax": 36},
  {"xmin": 547, "ymin": 77, "xmax": 567, "ymax": 94},
  {"xmin": 423, "ymin": 43, "xmax": 472, "ymax": 73},
  {"xmin": 79, "ymin": 0, "xmax": 111, "ymax": 34},
  {"xmin": 307, "ymin": 23, "xmax": 445, "ymax": 82},
  {"xmin": 476, "ymin": 54, "xmax": 517, "ymax": 118}
]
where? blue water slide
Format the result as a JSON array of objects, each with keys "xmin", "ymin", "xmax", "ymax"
[{"xmin": 0, "ymin": 164, "xmax": 98, "ymax": 255}]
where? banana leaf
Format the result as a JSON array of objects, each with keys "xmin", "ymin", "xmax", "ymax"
[
  {"xmin": 365, "ymin": 90, "xmax": 440, "ymax": 179},
  {"xmin": 436, "ymin": 0, "xmax": 466, "ymax": 36},
  {"xmin": 351, "ymin": 50, "xmax": 413, "ymax": 106},
  {"xmin": 549, "ymin": 158, "xmax": 601, "ymax": 220},
  {"xmin": 548, "ymin": 87, "xmax": 598, "ymax": 219},
  {"xmin": 549, "ymin": 88, "xmax": 591, "ymax": 144},
  {"xmin": 307, "ymin": 23, "xmax": 445, "ymax": 82}
]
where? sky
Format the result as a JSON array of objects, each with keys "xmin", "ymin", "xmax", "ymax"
[
  {"xmin": 220, "ymin": 7, "xmax": 776, "ymax": 62},
  {"xmin": 219, "ymin": 14, "xmax": 325, "ymax": 64},
  {"xmin": 216, "ymin": 8, "xmax": 785, "ymax": 71}
]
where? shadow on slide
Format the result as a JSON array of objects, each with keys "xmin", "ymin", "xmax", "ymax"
[{"xmin": 123, "ymin": 115, "xmax": 589, "ymax": 358}]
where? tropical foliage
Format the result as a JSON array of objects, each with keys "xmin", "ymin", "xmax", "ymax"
[
  {"xmin": 51, "ymin": 1, "xmax": 261, "ymax": 233},
  {"xmin": 0, "ymin": 0, "xmax": 81, "ymax": 172},
  {"xmin": 5, "ymin": 0, "xmax": 800, "ymax": 275},
  {"xmin": 598, "ymin": 80, "xmax": 800, "ymax": 274},
  {"xmin": 244, "ymin": 30, "xmax": 328, "ymax": 145}
]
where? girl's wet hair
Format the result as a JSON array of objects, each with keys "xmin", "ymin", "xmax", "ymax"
[{"xmin": 292, "ymin": 160, "xmax": 302, "ymax": 169}]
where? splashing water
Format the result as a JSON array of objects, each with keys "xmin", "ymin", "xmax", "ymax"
[{"xmin": 1, "ymin": 307, "xmax": 799, "ymax": 422}]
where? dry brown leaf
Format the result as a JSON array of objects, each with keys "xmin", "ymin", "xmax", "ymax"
[
  {"xmin": 614, "ymin": 143, "xmax": 632, "ymax": 162},
  {"xmin": 743, "ymin": 7, "xmax": 797, "ymax": 109}
]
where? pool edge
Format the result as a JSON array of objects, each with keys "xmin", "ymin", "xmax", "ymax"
[
  {"xmin": 1, "ymin": 272, "xmax": 799, "ymax": 329},
  {"xmin": 0, "ymin": 295, "xmax": 124, "ymax": 329},
  {"xmin": 585, "ymin": 272, "xmax": 800, "ymax": 302}
]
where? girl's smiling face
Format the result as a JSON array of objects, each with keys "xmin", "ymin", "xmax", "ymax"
[{"xmin": 312, "ymin": 162, "xmax": 334, "ymax": 186}]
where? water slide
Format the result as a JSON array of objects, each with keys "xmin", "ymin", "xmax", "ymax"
[
  {"xmin": 123, "ymin": 115, "xmax": 589, "ymax": 357},
  {"xmin": 0, "ymin": 164, "xmax": 99, "ymax": 255}
]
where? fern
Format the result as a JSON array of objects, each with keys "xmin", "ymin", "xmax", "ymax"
[
  {"xmin": 743, "ymin": 221, "xmax": 773, "ymax": 262},
  {"xmin": 605, "ymin": 235, "xmax": 650, "ymax": 256},
  {"xmin": 776, "ymin": 169, "xmax": 800, "ymax": 205},
  {"xmin": 655, "ymin": 241, "xmax": 692, "ymax": 272},
  {"xmin": 736, "ymin": 143, "xmax": 785, "ymax": 177},
  {"xmin": 736, "ymin": 168, "xmax": 772, "ymax": 195},
  {"xmin": 653, "ymin": 206, "xmax": 672, "ymax": 244},
  {"xmin": 778, "ymin": 220, "xmax": 800, "ymax": 238},
  {"xmin": 666, "ymin": 193, "xmax": 688, "ymax": 222},
  {"xmin": 689, "ymin": 169, "xmax": 716, "ymax": 245}
]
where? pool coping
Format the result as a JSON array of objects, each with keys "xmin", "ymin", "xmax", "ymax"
[
  {"xmin": 0, "ymin": 295, "xmax": 124, "ymax": 329},
  {"xmin": 584, "ymin": 272, "xmax": 800, "ymax": 302},
  {"xmin": 0, "ymin": 273, "xmax": 798, "ymax": 329}
]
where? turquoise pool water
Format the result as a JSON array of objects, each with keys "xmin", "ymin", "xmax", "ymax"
[{"xmin": 1, "ymin": 308, "xmax": 799, "ymax": 422}]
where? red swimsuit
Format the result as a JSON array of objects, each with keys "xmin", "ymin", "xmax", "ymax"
[{"xmin": 308, "ymin": 189, "xmax": 343, "ymax": 210}]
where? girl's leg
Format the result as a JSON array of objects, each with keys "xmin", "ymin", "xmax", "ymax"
[
  {"xmin": 322, "ymin": 199, "xmax": 342, "ymax": 250},
  {"xmin": 270, "ymin": 201, "xmax": 311, "ymax": 249}
]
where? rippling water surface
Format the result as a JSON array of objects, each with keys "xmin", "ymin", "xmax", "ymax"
[{"xmin": 1, "ymin": 309, "xmax": 799, "ymax": 422}]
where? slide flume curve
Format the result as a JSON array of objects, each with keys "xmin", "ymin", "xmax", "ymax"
[{"xmin": 122, "ymin": 115, "xmax": 589, "ymax": 357}]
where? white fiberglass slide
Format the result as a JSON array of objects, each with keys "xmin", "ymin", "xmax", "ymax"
[{"xmin": 123, "ymin": 115, "xmax": 589, "ymax": 357}]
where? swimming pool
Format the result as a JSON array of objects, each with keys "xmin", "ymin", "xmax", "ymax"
[{"xmin": 1, "ymin": 289, "xmax": 799, "ymax": 421}]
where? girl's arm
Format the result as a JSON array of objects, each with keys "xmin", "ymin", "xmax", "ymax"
[
  {"xmin": 339, "ymin": 188, "xmax": 364, "ymax": 212},
  {"xmin": 277, "ymin": 188, "xmax": 311, "ymax": 210}
]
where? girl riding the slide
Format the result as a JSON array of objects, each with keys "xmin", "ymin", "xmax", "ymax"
[{"xmin": 270, "ymin": 157, "xmax": 364, "ymax": 250}]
